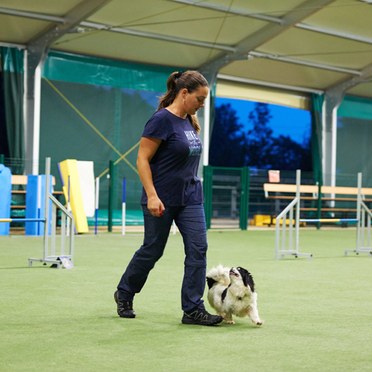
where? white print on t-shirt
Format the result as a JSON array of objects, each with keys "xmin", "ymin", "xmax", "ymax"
[{"xmin": 184, "ymin": 131, "xmax": 202, "ymax": 156}]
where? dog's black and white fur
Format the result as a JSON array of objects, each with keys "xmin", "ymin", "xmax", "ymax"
[{"xmin": 206, "ymin": 265, "xmax": 262, "ymax": 325}]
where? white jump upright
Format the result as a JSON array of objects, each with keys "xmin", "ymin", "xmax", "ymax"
[
  {"xmin": 274, "ymin": 169, "xmax": 372, "ymax": 259},
  {"xmin": 28, "ymin": 157, "xmax": 75, "ymax": 268},
  {"xmin": 275, "ymin": 169, "xmax": 312, "ymax": 259},
  {"xmin": 345, "ymin": 173, "xmax": 372, "ymax": 256}
]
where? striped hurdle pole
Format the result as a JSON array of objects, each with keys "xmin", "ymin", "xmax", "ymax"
[{"xmin": 0, "ymin": 218, "xmax": 46, "ymax": 223}]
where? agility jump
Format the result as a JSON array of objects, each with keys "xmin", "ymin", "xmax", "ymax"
[
  {"xmin": 0, "ymin": 158, "xmax": 75, "ymax": 268},
  {"xmin": 273, "ymin": 170, "xmax": 372, "ymax": 259}
]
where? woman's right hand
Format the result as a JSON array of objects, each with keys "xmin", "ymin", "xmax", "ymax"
[{"xmin": 147, "ymin": 195, "xmax": 165, "ymax": 217}]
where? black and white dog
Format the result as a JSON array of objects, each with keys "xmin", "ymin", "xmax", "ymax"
[{"xmin": 206, "ymin": 265, "xmax": 262, "ymax": 326}]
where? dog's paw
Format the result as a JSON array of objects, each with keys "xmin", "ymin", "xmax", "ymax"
[{"xmin": 223, "ymin": 319, "xmax": 235, "ymax": 324}]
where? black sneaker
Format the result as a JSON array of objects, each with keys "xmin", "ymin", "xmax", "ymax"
[
  {"xmin": 182, "ymin": 308, "xmax": 223, "ymax": 326},
  {"xmin": 114, "ymin": 291, "xmax": 136, "ymax": 318}
]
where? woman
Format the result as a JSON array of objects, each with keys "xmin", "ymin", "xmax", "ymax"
[{"xmin": 114, "ymin": 70, "xmax": 223, "ymax": 326}]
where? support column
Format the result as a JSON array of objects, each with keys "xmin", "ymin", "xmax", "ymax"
[
  {"xmin": 24, "ymin": 48, "xmax": 44, "ymax": 175},
  {"xmin": 200, "ymin": 69, "xmax": 218, "ymax": 167},
  {"xmin": 322, "ymin": 90, "xmax": 343, "ymax": 187},
  {"xmin": 202, "ymin": 92, "xmax": 211, "ymax": 166}
]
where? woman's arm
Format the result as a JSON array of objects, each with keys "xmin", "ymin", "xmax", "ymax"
[{"xmin": 136, "ymin": 137, "xmax": 165, "ymax": 217}]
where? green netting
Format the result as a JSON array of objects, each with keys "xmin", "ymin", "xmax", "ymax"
[
  {"xmin": 0, "ymin": 47, "xmax": 24, "ymax": 170},
  {"xmin": 310, "ymin": 94, "xmax": 323, "ymax": 185},
  {"xmin": 87, "ymin": 209, "xmax": 143, "ymax": 226},
  {"xmin": 39, "ymin": 51, "xmax": 177, "ymax": 211},
  {"xmin": 338, "ymin": 95, "xmax": 372, "ymax": 121},
  {"xmin": 337, "ymin": 96, "xmax": 372, "ymax": 187},
  {"xmin": 0, "ymin": 47, "xmax": 24, "ymax": 73},
  {"xmin": 4, "ymin": 47, "xmax": 372, "ymax": 215},
  {"xmin": 43, "ymin": 51, "xmax": 175, "ymax": 91},
  {"xmin": 39, "ymin": 79, "xmax": 159, "ymax": 210}
]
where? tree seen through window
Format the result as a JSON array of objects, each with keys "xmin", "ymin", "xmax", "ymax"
[{"xmin": 209, "ymin": 100, "xmax": 312, "ymax": 171}]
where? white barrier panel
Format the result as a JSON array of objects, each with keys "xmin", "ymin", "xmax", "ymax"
[{"xmin": 77, "ymin": 161, "xmax": 95, "ymax": 218}]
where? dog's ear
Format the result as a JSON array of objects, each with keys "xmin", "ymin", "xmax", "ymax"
[{"xmin": 237, "ymin": 267, "xmax": 255, "ymax": 292}]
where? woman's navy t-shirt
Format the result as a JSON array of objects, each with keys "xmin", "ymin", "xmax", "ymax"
[{"xmin": 140, "ymin": 108, "xmax": 203, "ymax": 207}]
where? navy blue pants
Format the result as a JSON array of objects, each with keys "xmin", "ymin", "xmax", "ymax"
[{"xmin": 117, "ymin": 204, "xmax": 208, "ymax": 312}]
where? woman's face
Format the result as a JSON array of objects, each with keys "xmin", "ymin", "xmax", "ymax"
[{"xmin": 182, "ymin": 86, "xmax": 209, "ymax": 116}]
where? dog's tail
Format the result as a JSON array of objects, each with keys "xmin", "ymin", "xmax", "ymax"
[{"xmin": 206, "ymin": 265, "xmax": 230, "ymax": 288}]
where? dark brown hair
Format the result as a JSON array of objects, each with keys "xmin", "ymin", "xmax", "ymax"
[{"xmin": 158, "ymin": 70, "xmax": 208, "ymax": 133}]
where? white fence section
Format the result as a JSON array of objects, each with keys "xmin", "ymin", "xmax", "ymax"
[
  {"xmin": 275, "ymin": 170, "xmax": 372, "ymax": 259},
  {"xmin": 275, "ymin": 170, "xmax": 312, "ymax": 259},
  {"xmin": 28, "ymin": 158, "xmax": 75, "ymax": 268},
  {"xmin": 345, "ymin": 173, "xmax": 372, "ymax": 256}
]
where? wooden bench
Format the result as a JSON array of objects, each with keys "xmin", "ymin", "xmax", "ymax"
[
  {"xmin": 263, "ymin": 183, "xmax": 318, "ymax": 199},
  {"xmin": 263, "ymin": 182, "xmax": 372, "ymax": 226},
  {"xmin": 11, "ymin": 175, "xmax": 64, "ymax": 213}
]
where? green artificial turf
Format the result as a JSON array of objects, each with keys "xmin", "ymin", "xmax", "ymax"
[{"xmin": 1, "ymin": 229, "xmax": 372, "ymax": 371}]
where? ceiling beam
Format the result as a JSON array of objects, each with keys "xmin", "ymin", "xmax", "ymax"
[
  {"xmin": 0, "ymin": 41, "xmax": 25, "ymax": 49},
  {"xmin": 2, "ymin": 0, "xmax": 370, "ymax": 97},
  {"xmin": 297, "ymin": 23, "xmax": 372, "ymax": 45},
  {"xmin": 248, "ymin": 51, "xmax": 361, "ymax": 76},
  {"xmin": 5, "ymin": 1, "xmax": 371, "ymax": 46},
  {"xmin": 3, "ymin": 1, "xmax": 370, "ymax": 59},
  {"xmin": 2, "ymin": 1, "xmax": 371, "ymax": 54},
  {"xmin": 0, "ymin": 6, "xmax": 65, "ymax": 23},
  {"xmin": 326, "ymin": 62, "xmax": 372, "ymax": 95},
  {"xmin": 171, "ymin": 0, "xmax": 372, "ymax": 45},
  {"xmin": 199, "ymin": 0, "xmax": 335, "ymax": 74},
  {"xmin": 171, "ymin": 0, "xmax": 283, "ymax": 24},
  {"xmin": 28, "ymin": 0, "xmax": 113, "ymax": 53},
  {"xmin": 80, "ymin": 21, "xmax": 236, "ymax": 52},
  {"xmin": 0, "ymin": 5, "xmax": 235, "ymax": 53},
  {"xmin": 217, "ymin": 73, "xmax": 323, "ymax": 95}
]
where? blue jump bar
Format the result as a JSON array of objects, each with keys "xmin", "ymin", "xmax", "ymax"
[{"xmin": 0, "ymin": 218, "xmax": 46, "ymax": 223}]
